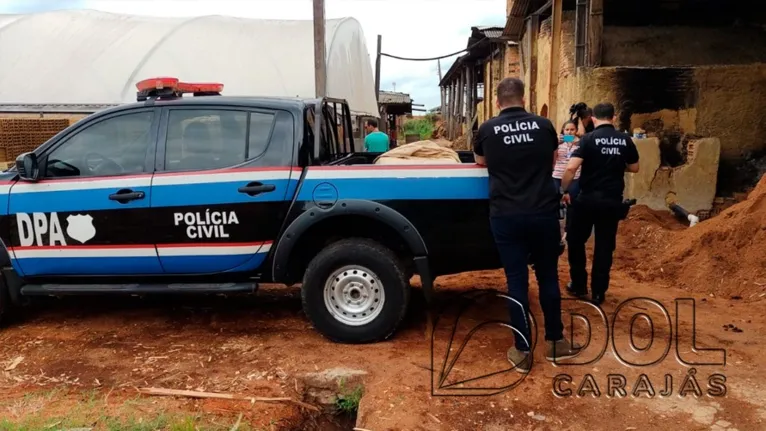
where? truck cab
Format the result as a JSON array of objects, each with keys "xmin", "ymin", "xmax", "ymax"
[{"xmin": 0, "ymin": 77, "xmax": 501, "ymax": 343}]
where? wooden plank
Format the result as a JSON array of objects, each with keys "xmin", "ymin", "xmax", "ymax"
[
  {"xmin": 446, "ymin": 83, "xmax": 451, "ymax": 140},
  {"xmin": 448, "ymin": 82, "xmax": 455, "ymax": 140},
  {"xmin": 588, "ymin": 0, "xmax": 604, "ymax": 67},
  {"xmin": 456, "ymin": 70, "xmax": 464, "ymax": 137},
  {"xmin": 529, "ymin": 14, "xmax": 540, "ymax": 114},
  {"xmin": 471, "ymin": 63, "xmax": 482, "ymax": 120},
  {"xmin": 465, "ymin": 64, "xmax": 473, "ymax": 148},
  {"xmin": 575, "ymin": 0, "xmax": 588, "ymax": 68},
  {"xmin": 440, "ymin": 87, "xmax": 446, "ymax": 119},
  {"xmin": 487, "ymin": 54, "xmax": 493, "ymax": 118},
  {"xmin": 549, "ymin": 0, "xmax": 563, "ymax": 124}
]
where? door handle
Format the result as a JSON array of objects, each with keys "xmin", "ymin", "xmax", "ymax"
[
  {"xmin": 238, "ymin": 182, "xmax": 276, "ymax": 196},
  {"xmin": 109, "ymin": 189, "xmax": 145, "ymax": 203}
]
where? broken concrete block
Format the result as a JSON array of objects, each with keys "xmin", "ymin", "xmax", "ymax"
[
  {"xmin": 624, "ymin": 137, "xmax": 721, "ymax": 213},
  {"xmin": 299, "ymin": 367, "xmax": 367, "ymax": 407}
]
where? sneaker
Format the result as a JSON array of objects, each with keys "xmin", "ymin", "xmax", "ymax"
[
  {"xmin": 507, "ymin": 347, "xmax": 531, "ymax": 374},
  {"xmin": 566, "ymin": 282, "xmax": 587, "ymax": 299},
  {"xmin": 545, "ymin": 338, "xmax": 583, "ymax": 361}
]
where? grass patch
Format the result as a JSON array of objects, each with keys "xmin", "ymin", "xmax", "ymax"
[
  {"xmin": 0, "ymin": 390, "xmax": 256, "ymax": 431},
  {"xmin": 402, "ymin": 118, "xmax": 434, "ymax": 141},
  {"xmin": 334, "ymin": 378, "xmax": 364, "ymax": 415},
  {"xmin": 0, "ymin": 414, "xmax": 255, "ymax": 431}
]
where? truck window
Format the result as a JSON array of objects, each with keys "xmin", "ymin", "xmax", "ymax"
[
  {"xmin": 165, "ymin": 109, "xmax": 280, "ymax": 171},
  {"xmin": 43, "ymin": 111, "xmax": 154, "ymax": 178}
]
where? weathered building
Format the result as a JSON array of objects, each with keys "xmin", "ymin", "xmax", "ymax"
[
  {"xmin": 377, "ymin": 91, "xmax": 413, "ymax": 143},
  {"xmin": 439, "ymin": 26, "xmax": 520, "ymax": 148},
  {"xmin": 507, "ymin": 0, "xmax": 766, "ymax": 160},
  {"xmin": 504, "ymin": 0, "xmax": 766, "ymax": 211}
]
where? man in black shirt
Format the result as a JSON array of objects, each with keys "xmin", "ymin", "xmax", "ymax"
[
  {"xmin": 560, "ymin": 102, "xmax": 640, "ymax": 305},
  {"xmin": 474, "ymin": 78, "xmax": 581, "ymax": 373}
]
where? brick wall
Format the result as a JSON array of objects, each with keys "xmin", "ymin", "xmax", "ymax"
[{"xmin": 0, "ymin": 118, "xmax": 71, "ymax": 162}]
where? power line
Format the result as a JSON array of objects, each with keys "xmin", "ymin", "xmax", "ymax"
[{"xmin": 379, "ymin": 37, "xmax": 488, "ymax": 62}]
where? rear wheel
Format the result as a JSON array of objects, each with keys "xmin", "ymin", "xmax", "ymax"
[{"xmin": 301, "ymin": 238, "xmax": 410, "ymax": 343}]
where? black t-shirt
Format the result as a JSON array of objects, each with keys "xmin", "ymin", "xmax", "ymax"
[
  {"xmin": 572, "ymin": 124, "xmax": 640, "ymax": 200},
  {"xmin": 474, "ymin": 107, "xmax": 560, "ymax": 217}
]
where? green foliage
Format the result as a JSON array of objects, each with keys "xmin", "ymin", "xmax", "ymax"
[
  {"xmin": 402, "ymin": 118, "xmax": 434, "ymax": 141},
  {"xmin": 334, "ymin": 378, "xmax": 364, "ymax": 415}
]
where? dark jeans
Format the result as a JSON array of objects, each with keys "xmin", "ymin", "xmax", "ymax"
[
  {"xmin": 567, "ymin": 197, "xmax": 621, "ymax": 295},
  {"xmin": 552, "ymin": 178, "xmax": 580, "ymax": 232},
  {"xmin": 490, "ymin": 211, "xmax": 564, "ymax": 352}
]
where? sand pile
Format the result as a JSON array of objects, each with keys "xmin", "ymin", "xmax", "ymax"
[{"xmin": 653, "ymin": 175, "xmax": 766, "ymax": 299}]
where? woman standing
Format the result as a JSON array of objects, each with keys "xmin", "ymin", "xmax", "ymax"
[{"xmin": 553, "ymin": 121, "xmax": 581, "ymax": 237}]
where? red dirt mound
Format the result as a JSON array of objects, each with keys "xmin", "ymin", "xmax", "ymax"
[
  {"xmin": 656, "ymin": 175, "xmax": 766, "ymax": 299},
  {"xmin": 613, "ymin": 205, "xmax": 685, "ymax": 279}
]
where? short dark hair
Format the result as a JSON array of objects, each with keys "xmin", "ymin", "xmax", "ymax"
[
  {"xmin": 496, "ymin": 78, "xmax": 524, "ymax": 106},
  {"xmin": 593, "ymin": 103, "xmax": 615, "ymax": 120},
  {"xmin": 366, "ymin": 118, "xmax": 378, "ymax": 128}
]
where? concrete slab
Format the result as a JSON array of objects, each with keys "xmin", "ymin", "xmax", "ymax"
[{"xmin": 624, "ymin": 137, "xmax": 721, "ymax": 213}]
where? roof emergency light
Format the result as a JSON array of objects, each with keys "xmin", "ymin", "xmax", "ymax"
[{"xmin": 136, "ymin": 77, "xmax": 224, "ymax": 102}]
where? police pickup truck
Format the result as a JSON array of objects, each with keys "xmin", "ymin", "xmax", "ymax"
[{"xmin": 0, "ymin": 77, "xmax": 502, "ymax": 344}]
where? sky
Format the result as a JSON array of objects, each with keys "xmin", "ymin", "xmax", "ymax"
[{"xmin": 1, "ymin": 0, "xmax": 506, "ymax": 110}]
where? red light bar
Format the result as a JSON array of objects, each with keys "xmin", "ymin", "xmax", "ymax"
[
  {"xmin": 136, "ymin": 77, "xmax": 180, "ymax": 92},
  {"xmin": 135, "ymin": 77, "xmax": 224, "ymax": 101},
  {"xmin": 177, "ymin": 82, "xmax": 224, "ymax": 94}
]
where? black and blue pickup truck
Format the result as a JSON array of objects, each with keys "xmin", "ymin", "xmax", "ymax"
[{"xmin": 0, "ymin": 78, "xmax": 503, "ymax": 343}]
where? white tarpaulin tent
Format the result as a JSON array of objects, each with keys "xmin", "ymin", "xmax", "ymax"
[{"xmin": 0, "ymin": 10, "xmax": 379, "ymax": 116}]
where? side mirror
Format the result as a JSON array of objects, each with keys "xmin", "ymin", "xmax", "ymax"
[{"xmin": 16, "ymin": 152, "xmax": 40, "ymax": 182}]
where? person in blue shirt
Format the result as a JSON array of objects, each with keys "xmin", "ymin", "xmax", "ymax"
[{"xmin": 363, "ymin": 119, "xmax": 390, "ymax": 152}]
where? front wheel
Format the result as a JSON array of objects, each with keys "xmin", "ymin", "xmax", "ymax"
[{"xmin": 301, "ymin": 238, "xmax": 410, "ymax": 343}]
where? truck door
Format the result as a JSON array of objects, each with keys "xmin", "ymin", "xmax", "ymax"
[
  {"xmin": 151, "ymin": 106, "xmax": 296, "ymax": 274},
  {"xmin": 6, "ymin": 108, "xmax": 163, "ymax": 276}
]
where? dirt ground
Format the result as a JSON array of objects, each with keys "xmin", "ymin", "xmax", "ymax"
[{"xmin": 1, "ymin": 206, "xmax": 765, "ymax": 430}]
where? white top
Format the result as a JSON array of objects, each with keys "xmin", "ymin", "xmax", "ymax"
[{"xmin": 0, "ymin": 10, "xmax": 379, "ymax": 116}]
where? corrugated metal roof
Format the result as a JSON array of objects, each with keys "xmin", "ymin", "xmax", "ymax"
[
  {"xmin": 503, "ymin": 0, "xmax": 532, "ymax": 41},
  {"xmin": 472, "ymin": 26, "xmax": 506, "ymax": 41},
  {"xmin": 378, "ymin": 91, "xmax": 411, "ymax": 105},
  {"xmin": 438, "ymin": 54, "xmax": 467, "ymax": 87}
]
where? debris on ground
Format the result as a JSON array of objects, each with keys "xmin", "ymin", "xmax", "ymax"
[
  {"xmin": 657, "ymin": 174, "xmax": 766, "ymax": 298},
  {"xmin": 138, "ymin": 387, "xmax": 319, "ymax": 411},
  {"xmin": 613, "ymin": 175, "xmax": 766, "ymax": 300}
]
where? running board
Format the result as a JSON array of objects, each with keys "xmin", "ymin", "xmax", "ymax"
[{"xmin": 20, "ymin": 282, "xmax": 258, "ymax": 295}]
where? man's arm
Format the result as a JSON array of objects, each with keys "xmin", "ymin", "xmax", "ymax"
[
  {"xmin": 576, "ymin": 118, "xmax": 587, "ymax": 137},
  {"xmin": 624, "ymin": 136, "xmax": 640, "ymax": 173},
  {"xmin": 561, "ymin": 157, "xmax": 583, "ymax": 192},
  {"xmin": 474, "ymin": 125, "xmax": 487, "ymax": 166}
]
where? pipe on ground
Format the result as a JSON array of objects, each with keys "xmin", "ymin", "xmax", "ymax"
[{"xmin": 669, "ymin": 203, "xmax": 700, "ymax": 227}]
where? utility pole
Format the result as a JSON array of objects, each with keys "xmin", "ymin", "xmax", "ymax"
[
  {"xmin": 375, "ymin": 35, "xmax": 382, "ymax": 101},
  {"xmin": 313, "ymin": 0, "xmax": 326, "ymax": 98}
]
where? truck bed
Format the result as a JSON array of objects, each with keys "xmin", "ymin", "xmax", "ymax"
[{"xmin": 327, "ymin": 150, "xmax": 477, "ymax": 166}]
